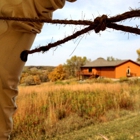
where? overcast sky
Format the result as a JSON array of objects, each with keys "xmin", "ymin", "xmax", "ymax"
[{"xmin": 25, "ymin": 0, "xmax": 140, "ymax": 66}]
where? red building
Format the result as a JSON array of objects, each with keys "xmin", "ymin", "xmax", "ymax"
[{"xmin": 80, "ymin": 57, "xmax": 140, "ymax": 79}]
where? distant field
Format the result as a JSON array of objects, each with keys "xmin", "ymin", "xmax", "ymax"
[{"xmin": 11, "ymin": 79, "xmax": 140, "ymax": 140}]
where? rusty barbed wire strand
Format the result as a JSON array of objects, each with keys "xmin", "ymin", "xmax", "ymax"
[
  {"xmin": 107, "ymin": 23, "xmax": 140, "ymax": 34},
  {"xmin": 0, "ymin": 9, "xmax": 140, "ymax": 25},
  {"xmin": 0, "ymin": 9, "xmax": 140, "ymax": 61},
  {"xmin": 0, "ymin": 16, "xmax": 92, "ymax": 25},
  {"xmin": 107, "ymin": 9, "xmax": 140, "ymax": 22},
  {"xmin": 20, "ymin": 24, "xmax": 96, "ymax": 62}
]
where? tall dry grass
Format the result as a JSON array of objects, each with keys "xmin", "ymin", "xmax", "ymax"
[{"xmin": 11, "ymin": 82, "xmax": 140, "ymax": 139}]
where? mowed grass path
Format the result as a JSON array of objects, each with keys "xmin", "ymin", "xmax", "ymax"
[
  {"xmin": 50, "ymin": 112, "xmax": 140, "ymax": 140},
  {"xmin": 11, "ymin": 79, "xmax": 140, "ymax": 140}
]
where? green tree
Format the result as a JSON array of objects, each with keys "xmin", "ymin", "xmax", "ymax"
[
  {"xmin": 64, "ymin": 55, "xmax": 90, "ymax": 78},
  {"xmin": 48, "ymin": 64, "xmax": 66, "ymax": 82},
  {"xmin": 107, "ymin": 56, "xmax": 121, "ymax": 61}
]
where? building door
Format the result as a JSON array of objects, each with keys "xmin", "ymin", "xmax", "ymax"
[{"xmin": 126, "ymin": 66, "xmax": 131, "ymax": 77}]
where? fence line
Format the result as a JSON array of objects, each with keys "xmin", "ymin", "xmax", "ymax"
[{"xmin": 0, "ymin": 9, "xmax": 139, "ymax": 61}]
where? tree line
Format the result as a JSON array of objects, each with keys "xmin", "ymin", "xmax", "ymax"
[
  {"xmin": 20, "ymin": 51, "xmax": 140, "ymax": 86},
  {"xmin": 20, "ymin": 56, "xmax": 90, "ymax": 85}
]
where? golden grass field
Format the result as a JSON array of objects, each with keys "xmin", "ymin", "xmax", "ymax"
[{"xmin": 11, "ymin": 79, "xmax": 140, "ymax": 140}]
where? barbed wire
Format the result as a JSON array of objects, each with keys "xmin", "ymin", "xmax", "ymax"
[{"xmin": 0, "ymin": 9, "xmax": 140, "ymax": 61}]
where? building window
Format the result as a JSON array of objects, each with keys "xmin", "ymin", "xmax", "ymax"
[
  {"xmin": 126, "ymin": 66, "xmax": 131, "ymax": 77},
  {"xmin": 88, "ymin": 68, "xmax": 92, "ymax": 73}
]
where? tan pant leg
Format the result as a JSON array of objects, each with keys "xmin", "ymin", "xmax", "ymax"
[
  {"xmin": 0, "ymin": 31, "xmax": 36, "ymax": 139},
  {"xmin": 0, "ymin": 74, "xmax": 18, "ymax": 140}
]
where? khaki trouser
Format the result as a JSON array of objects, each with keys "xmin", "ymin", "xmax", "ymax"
[
  {"xmin": 0, "ymin": 0, "xmax": 76, "ymax": 139},
  {"xmin": 0, "ymin": 31, "xmax": 36, "ymax": 139}
]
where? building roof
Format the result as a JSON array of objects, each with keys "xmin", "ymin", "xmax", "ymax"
[{"xmin": 82, "ymin": 57, "xmax": 140, "ymax": 68}]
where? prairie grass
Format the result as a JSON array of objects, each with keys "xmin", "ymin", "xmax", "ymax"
[{"xmin": 11, "ymin": 81, "xmax": 140, "ymax": 139}]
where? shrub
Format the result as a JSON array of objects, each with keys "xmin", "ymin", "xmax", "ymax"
[
  {"xmin": 119, "ymin": 77, "xmax": 129, "ymax": 82},
  {"xmin": 48, "ymin": 65, "xmax": 66, "ymax": 82}
]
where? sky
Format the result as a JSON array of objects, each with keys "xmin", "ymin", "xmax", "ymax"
[{"xmin": 25, "ymin": 0, "xmax": 140, "ymax": 66}]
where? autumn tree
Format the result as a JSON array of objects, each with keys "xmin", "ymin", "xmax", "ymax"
[
  {"xmin": 33, "ymin": 75, "xmax": 41, "ymax": 85},
  {"xmin": 48, "ymin": 64, "xmax": 66, "ymax": 82},
  {"xmin": 20, "ymin": 66, "xmax": 51, "ymax": 85},
  {"xmin": 136, "ymin": 49, "xmax": 140, "ymax": 62},
  {"xmin": 64, "ymin": 55, "xmax": 89, "ymax": 78},
  {"xmin": 24, "ymin": 75, "xmax": 35, "ymax": 85},
  {"xmin": 39, "ymin": 70, "xmax": 50, "ymax": 82}
]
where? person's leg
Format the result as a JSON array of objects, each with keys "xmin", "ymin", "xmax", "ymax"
[
  {"xmin": 0, "ymin": 68, "xmax": 18, "ymax": 140},
  {"xmin": 0, "ymin": 30, "xmax": 36, "ymax": 139}
]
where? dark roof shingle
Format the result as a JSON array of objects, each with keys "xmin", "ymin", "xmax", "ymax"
[{"xmin": 82, "ymin": 57, "xmax": 131, "ymax": 67}]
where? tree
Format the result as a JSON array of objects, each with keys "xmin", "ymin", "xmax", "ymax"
[
  {"xmin": 40, "ymin": 70, "xmax": 49, "ymax": 82},
  {"xmin": 136, "ymin": 49, "xmax": 140, "ymax": 62},
  {"xmin": 107, "ymin": 56, "xmax": 115, "ymax": 61},
  {"xmin": 107, "ymin": 56, "xmax": 121, "ymax": 61},
  {"xmin": 33, "ymin": 75, "xmax": 41, "ymax": 85},
  {"xmin": 24, "ymin": 75, "xmax": 35, "ymax": 85},
  {"xmin": 64, "ymin": 55, "xmax": 90, "ymax": 77},
  {"xmin": 48, "ymin": 64, "xmax": 66, "ymax": 82},
  {"xmin": 20, "ymin": 67, "xmax": 48, "ymax": 85}
]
